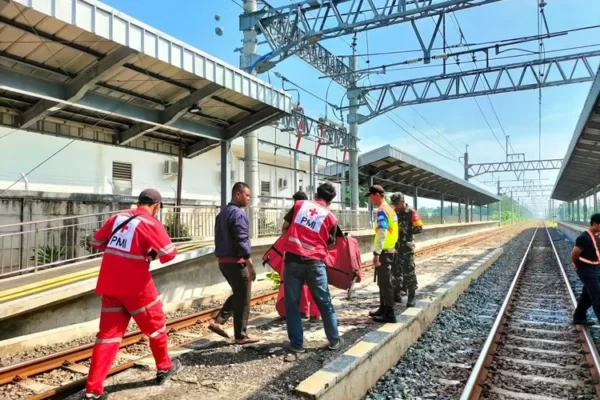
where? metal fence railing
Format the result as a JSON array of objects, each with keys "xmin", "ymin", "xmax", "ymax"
[
  {"xmin": 0, "ymin": 204, "xmax": 491, "ymax": 278},
  {"xmin": 0, "ymin": 210, "xmax": 121, "ymax": 278}
]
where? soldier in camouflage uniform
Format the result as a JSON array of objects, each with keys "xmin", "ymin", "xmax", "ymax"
[{"xmin": 391, "ymin": 193, "xmax": 423, "ymax": 307}]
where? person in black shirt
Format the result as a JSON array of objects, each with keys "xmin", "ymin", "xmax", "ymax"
[{"xmin": 571, "ymin": 213, "xmax": 600, "ymax": 325}]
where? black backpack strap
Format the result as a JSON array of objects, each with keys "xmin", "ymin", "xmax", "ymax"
[{"xmin": 110, "ymin": 214, "xmax": 139, "ymax": 239}]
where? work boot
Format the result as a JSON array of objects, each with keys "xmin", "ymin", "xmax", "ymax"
[
  {"xmin": 369, "ymin": 296, "xmax": 384, "ymax": 317},
  {"xmin": 406, "ymin": 290, "xmax": 416, "ymax": 308},
  {"xmin": 373, "ymin": 307, "xmax": 397, "ymax": 323},
  {"xmin": 156, "ymin": 358, "xmax": 183, "ymax": 385}
]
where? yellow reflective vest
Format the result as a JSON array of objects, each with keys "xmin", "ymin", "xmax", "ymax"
[{"xmin": 373, "ymin": 202, "xmax": 399, "ymax": 252}]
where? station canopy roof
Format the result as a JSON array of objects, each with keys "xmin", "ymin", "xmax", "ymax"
[
  {"xmin": 0, "ymin": 0, "xmax": 291, "ymax": 157},
  {"xmin": 552, "ymin": 67, "xmax": 600, "ymax": 202},
  {"xmin": 324, "ymin": 145, "xmax": 500, "ymax": 206}
]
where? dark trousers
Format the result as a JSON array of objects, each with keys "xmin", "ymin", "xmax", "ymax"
[
  {"xmin": 574, "ymin": 264, "xmax": 600, "ymax": 321},
  {"xmin": 377, "ymin": 251, "xmax": 396, "ymax": 309},
  {"xmin": 393, "ymin": 245, "xmax": 417, "ymax": 295},
  {"xmin": 215, "ymin": 262, "xmax": 252, "ymax": 340}
]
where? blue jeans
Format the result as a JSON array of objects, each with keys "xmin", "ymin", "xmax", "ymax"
[{"xmin": 283, "ymin": 259, "xmax": 340, "ymax": 349}]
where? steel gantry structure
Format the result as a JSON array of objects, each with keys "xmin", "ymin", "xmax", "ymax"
[{"xmin": 240, "ymin": 0, "xmax": 598, "ymax": 211}]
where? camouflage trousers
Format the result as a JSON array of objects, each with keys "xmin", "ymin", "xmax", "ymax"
[{"xmin": 392, "ymin": 244, "xmax": 417, "ymax": 294}]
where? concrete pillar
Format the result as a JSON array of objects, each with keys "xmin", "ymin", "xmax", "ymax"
[
  {"xmin": 594, "ymin": 190, "xmax": 598, "ymax": 214},
  {"xmin": 220, "ymin": 141, "xmax": 231, "ymax": 209},
  {"xmin": 466, "ymin": 197, "xmax": 470, "ymax": 223},
  {"xmin": 487, "ymin": 204, "xmax": 490, "ymax": 221},
  {"xmin": 341, "ymin": 180, "xmax": 347, "ymax": 210},
  {"xmin": 440, "ymin": 194, "xmax": 444, "ymax": 224},
  {"xmin": 176, "ymin": 146, "xmax": 184, "ymax": 207},
  {"xmin": 458, "ymin": 199, "xmax": 462, "ymax": 223},
  {"xmin": 348, "ymin": 50, "xmax": 359, "ymax": 211},
  {"xmin": 584, "ymin": 196, "xmax": 589, "ymax": 222},
  {"xmin": 479, "ymin": 205, "xmax": 482, "ymax": 221},
  {"xmin": 241, "ymin": 0, "xmax": 259, "ymax": 238},
  {"xmin": 413, "ymin": 186, "xmax": 418, "ymax": 210},
  {"xmin": 244, "ymin": 132, "xmax": 259, "ymax": 238},
  {"xmin": 577, "ymin": 199, "xmax": 581, "ymax": 222}
]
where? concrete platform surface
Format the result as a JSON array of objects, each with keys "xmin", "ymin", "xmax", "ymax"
[{"xmin": 58, "ymin": 228, "xmax": 508, "ymax": 400}]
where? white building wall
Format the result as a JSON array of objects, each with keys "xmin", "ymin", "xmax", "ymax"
[{"xmin": 0, "ymin": 126, "xmax": 343, "ymax": 207}]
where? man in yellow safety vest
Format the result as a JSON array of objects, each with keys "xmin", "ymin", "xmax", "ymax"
[{"xmin": 366, "ymin": 185, "xmax": 399, "ymax": 323}]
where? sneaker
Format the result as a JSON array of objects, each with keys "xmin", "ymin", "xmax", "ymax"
[
  {"xmin": 328, "ymin": 338, "xmax": 344, "ymax": 351},
  {"xmin": 309, "ymin": 315, "xmax": 321, "ymax": 322},
  {"xmin": 300, "ymin": 313, "xmax": 309, "ymax": 320},
  {"xmin": 85, "ymin": 394, "xmax": 108, "ymax": 400},
  {"xmin": 156, "ymin": 358, "xmax": 183, "ymax": 385}
]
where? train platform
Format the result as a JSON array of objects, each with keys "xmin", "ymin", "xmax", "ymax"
[
  {"xmin": 47, "ymin": 222, "xmax": 522, "ymax": 400},
  {"xmin": 0, "ymin": 221, "xmax": 499, "ymax": 342}
]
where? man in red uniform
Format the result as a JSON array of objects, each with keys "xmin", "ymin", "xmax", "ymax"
[
  {"xmin": 281, "ymin": 183, "xmax": 342, "ymax": 354},
  {"xmin": 85, "ymin": 189, "xmax": 181, "ymax": 399},
  {"xmin": 276, "ymin": 191, "xmax": 320, "ymax": 321}
]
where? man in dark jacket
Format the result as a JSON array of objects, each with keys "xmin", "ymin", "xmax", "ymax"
[{"xmin": 209, "ymin": 182, "xmax": 259, "ymax": 344}]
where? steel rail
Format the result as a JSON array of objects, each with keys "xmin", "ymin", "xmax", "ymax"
[
  {"xmin": 459, "ymin": 224, "xmax": 539, "ymax": 400},
  {"xmin": 460, "ymin": 223, "xmax": 600, "ymax": 399},
  {"xmin": 0, "ymin": 291, "xmax": 279, "ymax": 387},
  {"xmin": 546, "ymin": 225, "xmax": 600, "ymax": 394}
]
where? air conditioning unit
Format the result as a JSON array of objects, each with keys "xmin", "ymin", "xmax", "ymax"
[
  {"xmin": 163, "ymin": 160, "xmax": 178, "ymax": 175},
  {"xmin": 278, "ymin": 178, "xmax": 288, "ymax": 190}
]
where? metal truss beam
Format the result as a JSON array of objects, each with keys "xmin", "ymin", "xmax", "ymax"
[
  {"xmin": 242, "ymin": 0, "xmax": 504, "ymax": 85},
  {"xmin": 119, "ymin": 83, "xmax": 222, "ymax": 145},
  {"xmin": 248, "ymin": 1, "xmax": 352, "ymax": 87},
  {"xmin": 277, "ymin": 110, "xmax": 358, "ymax": 151},
  {"xmin": 21, "ymin": 47, "xmax": 137, "ymax": 129},
  {"xmin": 357, "ymin": 50, "xmax": 600, "ymax": 123},
  {"xmin": 186, "ymin": 138, "xmax": 221, "ymax": 158},
  {"xmin": 467, "ymin": 159, "xmax": 563, "ymax": 179}
]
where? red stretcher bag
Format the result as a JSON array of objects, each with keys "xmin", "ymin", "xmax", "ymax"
[
  {"xmin": 262, "ymin": 233, "xmax": 363, "ymax": 291},
  {"xmin": 324, "ymin": 234, "xmax": 363, "ymax": 290}
]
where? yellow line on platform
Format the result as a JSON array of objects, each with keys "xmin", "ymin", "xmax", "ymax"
[{"xmin": 0, "ymin": 242, "xmax": 209, "ymax": 303}]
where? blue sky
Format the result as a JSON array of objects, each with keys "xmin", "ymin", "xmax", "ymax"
[{"xmin": 101, "ymin": 0, "xmax": 600, "ymax": 210}]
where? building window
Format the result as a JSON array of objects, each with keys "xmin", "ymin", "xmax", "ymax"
[
  {"xmin": 112, "ymin": 162, "xmax": 132, "ymax": 195},
  {"xmin": 260, "ymin": 181, "xmax": 271, "ymax": 196}
]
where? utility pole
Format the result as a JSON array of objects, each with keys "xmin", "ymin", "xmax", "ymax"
[
  {"xmin": 241, "ymin": 0, "xmax": 259, "ymax": 237},
  {"xmin": 348, "ymin": 35, "xmax": 359, "ymax": 212}
]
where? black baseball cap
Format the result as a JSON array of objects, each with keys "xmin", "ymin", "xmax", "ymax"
[
  {"xmin": 366, "ymin": 185, "xmax": 385, "ymax": 197},
  {"xmin": 138, "ymin": 188, "xmax": 162, "ymax": 204}
]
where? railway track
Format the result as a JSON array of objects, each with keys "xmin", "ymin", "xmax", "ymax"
[
  {"xmin": 0, "ymin": 291, "xmax": 278, "ymax": 400},
  {"xmin": 0, "ymin": 222, "xmax": 526, "ymax": 400},
  {"xmin": 461, "ymin": 224, "xmax": 600, "ymax": 400}
]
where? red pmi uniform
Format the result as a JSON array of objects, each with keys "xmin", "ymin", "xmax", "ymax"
[
  {"xmin": 284, "ymin": 200, "xmax": 337, "ymax": 260},
  {"xmin": 86, "ymin": 208, "xmax": 177, "ymax": 395}
]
